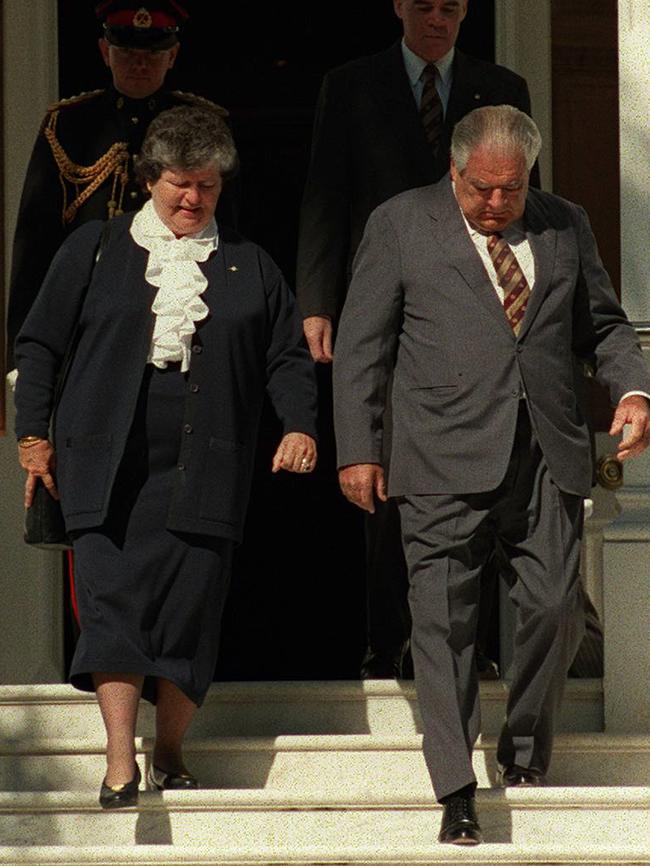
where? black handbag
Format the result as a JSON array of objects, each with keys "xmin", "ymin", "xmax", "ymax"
[
  {"xmin": 22, "ymin": 221, "xmax": 113, "ymax": 550},
  {"xmin": 24, "ymin": 479, "xmax": 72, "ymax": 550}
]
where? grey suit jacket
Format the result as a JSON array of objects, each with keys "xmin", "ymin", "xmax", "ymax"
[{"xmin": 333, "ymin": 177, "xmax": 650, "ymax": 498}]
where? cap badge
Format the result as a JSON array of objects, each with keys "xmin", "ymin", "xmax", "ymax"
[{"xmin": 133, "ymin": 7, "xmax": 153, "ymax": 29}]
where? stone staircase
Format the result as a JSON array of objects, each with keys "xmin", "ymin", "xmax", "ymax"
[{"xmin": 0, "ymin": 679, "xmax": 649, "ymax": 864}]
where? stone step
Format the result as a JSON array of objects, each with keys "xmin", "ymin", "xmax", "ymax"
[
  {"xmin": 0, "ymin": 842, "xmax": 649, "ymax": 866},
  {"xmin": 0, "ymin": 788, "xmax": 649, "ymax": 850},
  {"xmin": 0, "ymin": 733, "xmax": 648, "ymax": 792},
  {"xmin": 0, "ymin": 679, "xmax": 603, "ymax": 740}
]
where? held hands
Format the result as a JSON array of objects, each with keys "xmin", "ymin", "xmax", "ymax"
[
  {"xmin": 303, "ymin": 316, "xmax": 333, "ymax": 364},
  {"xmin": 17, "ymin": 439, "xmax": 58, "ymax": 508},
  {"xmin": 272, "ymin": 432, "xmax": 318, "ymax": 474},
  {"xmin": 338, "ymin": 463, "xmax": 387, "ymax": 513},
  {"xmin": 610, "ymin": 394, "xmax": 650, "ymax": 461}
]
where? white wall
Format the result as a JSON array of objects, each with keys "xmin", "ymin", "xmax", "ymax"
[{"xmin": 1, "ymin": 0, "xmax": 63, "ymax": 682}]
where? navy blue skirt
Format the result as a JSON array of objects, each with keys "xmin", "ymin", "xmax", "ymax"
[{"xmin": 70, "ymin": 365, "xmax": 233, "ymax": 706}]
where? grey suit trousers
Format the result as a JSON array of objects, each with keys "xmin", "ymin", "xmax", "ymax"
[{"xmin": 398, "ymin": 403, "xmax": 585, "ymax": 801}]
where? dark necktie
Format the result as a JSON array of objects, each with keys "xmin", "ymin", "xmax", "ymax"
[
  {"xmin": 487, "ymin": 233, "xmax": 531, "ymax": 336},
  {"xmin": 420, "ymin": 64, "xmax": 443, "ymax": 153}
]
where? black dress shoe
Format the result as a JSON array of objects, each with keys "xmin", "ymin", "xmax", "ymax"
[
  {"xmin": 360, "ymin": 647, "xmax": 406, "ymax": 679},
  {"xmin": 438, "ymin": 792, "xmax": 482, "ymax": 845},
  {"xmin": 99, "ymin": 763, "xmax": 141, "ymax": 809},
  {"xmin": 148, "ymin": 764, "xmax": 199, "ymax": 790},
  {"xmin": 498, "ymin": 764, "xmax": 544, "ymax": 787},
  {"xmin": 476, "ymin": 648, "xmax": 500, "ymax": 680}
]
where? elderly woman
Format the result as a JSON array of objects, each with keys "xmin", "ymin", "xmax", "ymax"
[{"xmin": 14, "ymin": 105, "xmax": 317, "ymax": 807}]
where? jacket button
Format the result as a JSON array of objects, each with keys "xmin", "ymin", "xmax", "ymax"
[
  {"xmin": 183, "ymin": 424, "xmax": 193, "ymax": 434},
  {"xmin": 192, "ymin": 345, "xmax": 203, "ymax": 354},
  {"xmin": 177, "ymin": 463, "xmax": 186, "ymax": 471},
  {"xmin": 190, "ymin": 383, "xmax": 200, "ymax": 393}
]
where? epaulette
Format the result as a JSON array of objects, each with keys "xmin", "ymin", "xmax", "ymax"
[
  {"xmin": 47, "ymin": 89, "xmax": 105, "ymax": 113},
  {"xmin": 171, "ymin": 90, "xmax": 229, "ymax": 118}
]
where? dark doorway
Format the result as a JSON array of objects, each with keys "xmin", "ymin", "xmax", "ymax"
[{"xmin": 57, "ymin": 0, "xmax": 496, "ymax": 680}]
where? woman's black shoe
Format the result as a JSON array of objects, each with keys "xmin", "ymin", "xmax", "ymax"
[
  {"xmin": 148, "ymin": 764, "xmax": 199, "ymax": 790},
  {"xmin": 99, "ymin": 763, "xmax": 141, "ymax": 809}
]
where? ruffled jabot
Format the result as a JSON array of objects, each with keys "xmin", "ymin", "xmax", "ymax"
[{"xmin": 130, "ymin": 199, "xmax": 218, "ymax": 371}]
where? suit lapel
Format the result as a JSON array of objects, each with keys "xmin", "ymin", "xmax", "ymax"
[
  {"xmin": 427, "ymin": 179, "xmax": 515, "ymax": 337},
  {"xmin": 371, "ymin": 42, "xmax": 437, "ymax": 183},
  {"xmin": 445, "ymin": 51, "xmax": 485, "ymax": 128},
  {"xmin": 517, "ymin": 194, "xmax": 557, "ymax": 339}
]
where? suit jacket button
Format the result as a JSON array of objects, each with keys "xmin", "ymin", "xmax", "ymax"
[
  {"xmin": 190, "ymin": 383, "xmax": 200, "ymax": 393},
  {"xmin": 183, "ymin": 424, "xmax": 193, "ymax": 434},
  {"xmin": 177, "ymin": 463, "xmax": 186, "ymax": 471},
  {"xmin": 192, "ymin": 345, "xmax": 203, "ymax": 354}
]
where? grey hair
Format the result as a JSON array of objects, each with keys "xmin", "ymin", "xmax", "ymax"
[
  {"xmin": 135, "ymin": 104, "xmax": 239, "ymax": 186},
  {"xmin": 451, "ymin": 105, "xmax": 542, "ymax": 172}
]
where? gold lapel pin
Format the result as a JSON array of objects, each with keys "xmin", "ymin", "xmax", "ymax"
[{"xmin": 228, "ymin": 265, "xmax": 239, "ymax": 272}]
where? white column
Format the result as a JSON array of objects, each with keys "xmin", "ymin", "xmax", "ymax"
[
  {"xmin": 495, "ymin": 0, "xmax": 553, "ymax": 191},
  {"xmin": 1, "ymin": 1, "xmax": 64, "ymax": 683},
  {"xmin": 601, "ymin": 2, "xmax": 650, "ymax": 732},
  {"xmin": 618, "ymin": 1, "xmax": 650, "ymax": 323}
]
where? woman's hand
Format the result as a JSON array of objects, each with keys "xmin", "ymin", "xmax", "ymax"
[
  {"xmin": 17, "ymin": 439, "xmax": 58, "ymax": 507},
  {"xmin": 271, "ymin": 433, "xmax": 317, "ymax": 474}
]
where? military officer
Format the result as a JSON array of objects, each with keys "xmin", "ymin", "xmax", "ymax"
[{"xmin": 7, "ymin": 0, "xmax": 228, "ymax": 369}]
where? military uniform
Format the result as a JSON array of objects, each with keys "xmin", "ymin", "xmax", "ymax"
[{"xmin": 7, "ymin": 87, "xmax": 227, "ymax": 367}]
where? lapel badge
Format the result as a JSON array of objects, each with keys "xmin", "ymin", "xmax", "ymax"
[
  {"xmin": 228, "ymin": 265, "xmax": 239, "ymax": 272},
  {"xmin": 133, "ymin": 8, "xmax": 153, "ymax": 29}
]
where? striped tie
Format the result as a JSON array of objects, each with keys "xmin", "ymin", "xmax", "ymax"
[
  {"xmin": 420, "ymin": 64, "xmax": 443, "ymax": 153},
  {"xmin": 487, "ymin": 233, "xmax": 531, "ymax": 335}
]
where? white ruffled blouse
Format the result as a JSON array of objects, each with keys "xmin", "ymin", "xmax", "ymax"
[{"xmin": 130, "ymin": 199, "xmax": 218, "ymax": 372}]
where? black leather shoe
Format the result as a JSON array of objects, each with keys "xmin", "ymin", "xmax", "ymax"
[
  {"xmin": 148, "ymin": 764, "xmax": 199, "ymax": 790},
  {"xmin": 498, "ymin": 764, "xmax": 544, "ymax": 787},
  {"xmin": 476, "ymin": 648, "xmax": 500, "ymax": 680},
  {"xmin": 99, "ymin": 763, "xmax": 141, "ymax": 809},
  {"xmin": 360, "ymin": 644, "xmax": 409, "ymax": 679},
  {"xmin": 438, "ymin": 793, "xmax": 482, "ymax": 845}
]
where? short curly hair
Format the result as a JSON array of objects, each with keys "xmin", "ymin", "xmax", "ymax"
[{"xmin": 134, "ymin": 104, "xmax": 239, "ymax": 186}]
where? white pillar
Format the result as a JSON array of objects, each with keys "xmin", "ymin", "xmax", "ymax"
[
  {"xmin": 618, "ymin": 1, "xmax": 650, "ymax": 323},
  {"xmin": 495, "ymin": 0, "xmax": 553, "ymax": 191},
  {"xmin": 601, "ymin": 2, "xmax": 650, "ymax": 732},
  {"xmin": 1, "ymin": 1, "xmax": 64, "ymax": 683}
]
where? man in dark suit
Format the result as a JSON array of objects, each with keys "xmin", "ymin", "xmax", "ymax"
[
  {"xmin": 333, "ymin": 106, "xmax": 650, "ymax": 844},
  {"xmin": 297, "ymin": 0, "xmax": 536, "ymax": 678}
]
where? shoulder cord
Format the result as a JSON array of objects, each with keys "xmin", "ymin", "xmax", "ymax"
[{"xmin": 44, "ymin": 110, "xmax": 130, "ymax": 224}]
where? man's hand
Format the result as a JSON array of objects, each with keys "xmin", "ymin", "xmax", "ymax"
[
  {"xmin": 609, "ymin": 394, "xmax": 650, "ymax": 461},
  {"xmin": 303, "ymin": 316, "xmax": 333, "ymax": 364},
  {"xmin": 338, "ymin": 463, "xmax": 387, "ymax": 513}
]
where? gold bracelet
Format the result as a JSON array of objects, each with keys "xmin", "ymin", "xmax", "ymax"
[{"xmin": 17, "ymin": 436, "xmax": 46, "ymax": 449}]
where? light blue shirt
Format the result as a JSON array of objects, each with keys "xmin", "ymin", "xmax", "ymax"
[{"xmin": 400, "ymin": 39, "xmax": 454, "ymax": 115}]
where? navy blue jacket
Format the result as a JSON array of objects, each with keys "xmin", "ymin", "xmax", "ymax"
[{"xmin": 15, "ymin": 214, "xmax": 317, "ymax": 542}]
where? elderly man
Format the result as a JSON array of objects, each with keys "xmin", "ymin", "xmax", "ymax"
[
  {"xmin": 6, "ymin": 0, "xmax": 227, "ymax": 370},
  {"xmin": 333, "ymin": 105, "xmax": 650, "ymax": 844},
  {"xmin": 298, "ymin": 0, "xmax": 538, "ymax": 682}
]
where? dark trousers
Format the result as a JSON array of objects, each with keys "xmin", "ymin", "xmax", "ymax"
[{"xmin": 398, "ymin": 405, "xmax": 585, "ymax": 800}]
